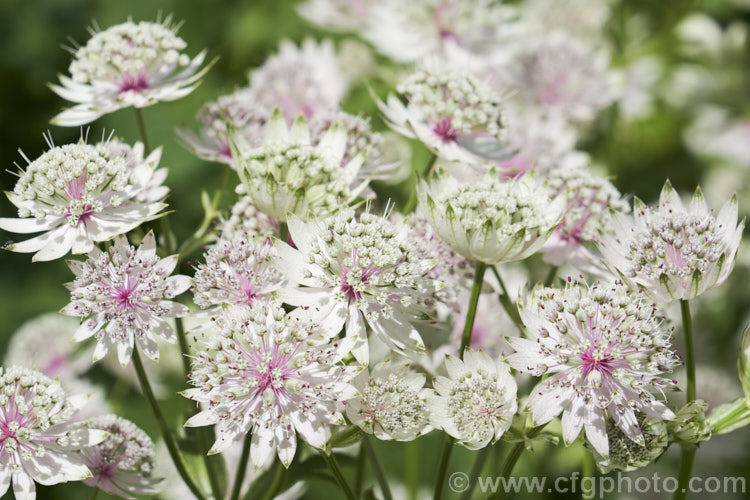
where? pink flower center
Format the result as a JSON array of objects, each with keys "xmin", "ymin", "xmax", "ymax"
[
  {"xmin": 119, "ymin": 72, "xmax": 150, "ymax": 93},
  {"xmin": 579, "ymin": 348, "xmax": 614, "ymax": 378},
  {"xmin": 240, "ymin": 283, "xmax": 258, "ymax": 305},
  {"xmin": 115, "ymin": 286, "xmax": 135, "ymax": 310},
  {"xmin": 433, "ymin": 118, "xmax": 459, "ymax": 143}
]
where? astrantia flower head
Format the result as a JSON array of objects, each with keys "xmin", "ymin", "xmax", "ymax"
[
  {"xmin": 0, "ymin": 366, "xmax": 107, "ymax": 499},
  {"xmin": 427, "ymin": 349, "xmax": 517, "ymax": 449},
  {"xmin": 0, "ymin": 137, "xmax": 167, "ymax": 262},
  {"xmin": 378, "ymin": 64, "xmax": 511, "ymax": 163},
  {"xmin": 587, "ymin": 416, "xmax": 668, "ymax": 474},
  {"xmin": 61, "ymin": 232, "xmax": 191, "ymax": 366},
  {"xmin": 347, "ymin": 356, "xmax": 434, "ymax": 441},
  {"xmin": 177, "ymin": 87, "xmax": 268, "ymax": 167},
  {"xmin": 247, "ymin": 39, "xmax": 347, "ymax": 122},
  {"xmin": 183, "ymin": 302, "xmax": 359, "ymax": 468},
  {"xmin": 230, "ymin": 110, "xmax": 369, "ymax": 222},
  {"xmin": 272, "ymin": 210, "xmax": 442, "ymax": 365},
  {"xmin": 217, "ymin": 196, "xmax": 278, "ymax": 241},
  {"xmin": 297, "ymin": 0, "xmax": 370, "ymax": 32},
  {"xmin": 51, "ymin": 16, "xmax": 211, "ymax": 126},
  {"xmin": 541, "ymin": 161, "xmax": 629, "ymax": 268},
  {"xmin": 192, "ymin": 232, "xmax": 284, "ymax": 312},
  {"xmin": 105, "ymin": 139, "xmax": 169, "ymax": 203},
  {"xmin": 506, "ymin": 280, "xmax": 679, "ymax": 458},
  {"xmin": 600, "ymin": 180, "xmax": 744, "ymax": 302},
  {"xmin": 81, "ymin": 415, "xmax": 162, "ymax": 499},
  {"xmin": 418, "ymin": 170, "xmax": 564, "ymax": 264}
]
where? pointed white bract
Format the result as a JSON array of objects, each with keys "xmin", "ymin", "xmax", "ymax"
[
  {"xmin": 377, "ymin": 64, "xmax": 511, "ymax": 163},
  {"xmin": 586, "ymin": 416, "xmax": 668, "ymax": 473},
  {"xmin": 271, "ymin": 210, "xmax": 442, "ymax": 365},
  {"xmin": 0, "ymin": 138, "xmax": 167, "ymax": 262},
  {"xmin": 418, "ymin": 171, "xmax": 565, "ymax": 265},
  {"xmin": 80, "ymin": 415, "xmax": 162, "ymax": 499},
  {"xmin": 230, "ymin": 110, "xmax": 370, "ymax": 222},
  {"xmin": 347, "ymin": 356, "xmax": 434, "ymax": 441},
  {"xmin": 192, "ymin": 232, "xmax": 284, "ymax": 312},
  {"xmin": 60, "ymin": 232, "xmax": 191, "ymax": 367},
  {"xmin": 426, "ymin": 349, "xmax": 517, "ymax": 450},
  {"xmin": 183, "ymin": 302, "xmax": 359, "ymax": 469},
  {"xmin": 599, "ymin": 180, "xmax": 744, "ymax": 302},
  {"xmin": 506, "ymin": 280, "xmax": 680, "ymax": 459},
  {"xmin": 0, "ymin": 366, "xmax": 107, "ymax": 500},
  {"xmin": 50, "ymin": 17, "xmax": 211, "ymax": 126}
]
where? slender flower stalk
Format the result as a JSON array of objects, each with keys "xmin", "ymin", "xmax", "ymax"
[
  {"xmin": 229, "ymin": 436, "xmax": 251, "ymax": 500},
  {"xmin": 363, "ymin": 438, "xmax": 393, "ymax": 500},
  {"xmin": 322, "ymin": 452, "xmax": 357, "ymax": 500},
  {"xmin": 460, "ymin": 262, "xmax": 487, "ymax": 355},
  {"xmin": 675, "ymin": 300, "xmax": 697, "ymax": 500}
]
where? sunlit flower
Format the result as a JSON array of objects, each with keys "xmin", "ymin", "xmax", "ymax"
[
  {"xmin": 229, "ymin": 110, "xmax": 369, "ymax": 222},
  {"xmin": 427, "ymin": 349, "xmax": 517, "ymax": 449},
  {"xmin": 0, "ymin": 366, "xmax": 107, "ymax": 499},
  {"xmin": 81, "ymin": 415, "xmax": 162, "ymax": 499},
  {"xmin": 247, "ymin": 39, "xmax": 347, "ymax": 122},
  {"xmin": 418, "ymin": 170, "xmax": 564, "ymax": 264},
  {"xmin": 217, "ymin": 196, "xmax": 278, "ymax": 241},
  {"xmin": 50, "ymin": 16, "xmax": 211, "ymax": 126},
  {"xmin": 271, "ymin": 210, "xmax": 441, "ymax": 365},
  {"xmin": 600, "ymin": 180, "xmax": 744, "ymax": 302},
  {"xmin": 0, "ymin": 137, "xmax": 167, "ymax": 262},
  {"xmin": 105, "ymin": 139, "xmax": 169, "ymax": 203},
  {"xmin": 60, "ymin": 232, "xmax": 191, "ymax": 366},
  {"xmin": 177, "ymin": 87, "xmax": 268, "ymax": 167},
  {"xmin": 506, "ymin": 280, "xmax": 679, "ymax": 459},
  {"xmin": 377, "ymin": 64, "xmax": 510, "ymax": 163},
  {"xmin": 192, "ymin": 232, "xmax": 284, "ymax": 312},
  {"xmin": 347, "ymin": 356, "xmax": 434, "ymax": 441},
  {"xmin": 183, "ymin": 302, "xmax": 359, "ymax": 468}
]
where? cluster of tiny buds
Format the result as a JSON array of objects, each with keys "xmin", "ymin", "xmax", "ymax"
[
  {"xmin": 14, "ymin": 143, "xmax": 128, "ymax": 224},
  {"xmin": 547, "ymin": 166, "xmax": 628, "ymax": 243},
  {"xmin": 399, "ymin": 68, "xmax": 507, "ymax": 141},
  {"xmin": 309, "ymin": 111, "xmax": 383, "ymax": 167},
  {"xmin": 70, "ymin": 20, "xmax": 190, "ymax": 84},
  {"xmin": 197, "ymin": 91, "xmax": 267, "ymax": 154},
  {"xmin": 601, "ymin": 416, "xmax": 667, "ymax": 471},
  {"xmin": 627, "ymin": 205, "xmax": 725, "ymax": 281},
  {"xmin": 359, "ymin": 373, "xmax": 428, "ymax": 435},
  {"xmin": 217, "ymin": 196, "xmax": 277, "ymax": 240},
  {"xmin": 88, "ymin": 415, "xmax": 156, "ymax": 477},
  {"xmin": 447, "ymin": 368, "xmax": 509, "ymax": 442}
]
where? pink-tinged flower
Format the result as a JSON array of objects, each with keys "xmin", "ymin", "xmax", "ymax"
[
  {"xmin": 81, "ymin": 415, "xmax": 162, "ymax": 499},
  {"xmin": 541, "ymin": 159, "xmax": 629, "ymax": 270},
  {"xmin": 271, "ymin": 210, "xmax": 442, "ymax": 365},
  {"xmin": 217, "ymin": 196, "xmax": 278, "ymax": 241},
  {"xmin": 177, "ymin": 87, "xmax": 268, "ymax": 167},
  {"xmin": 60, "ymin": 232, "xmax": 191, "ymax": 367},
  {"xmin": 247, "ymin": 39, "xmax": 347, "ymax": 122},
  {"xmin": 0, "ymin": 137, "xmax": 167, "ymax": 262},
  {"xmin": 50, "ymin": 16, "xmax": 211, "ymax": 126},
  {"xmin": 426, "ymin": 349, "xmax": 517, "ymax": 449},
  {"xmin": 377, "ymin": 64, "xmax": 511, "ymax": 163},
  {"xmin": 183, "ymin": 302, "xmax": 360, "ymax": 468},
  {"xmin": 192, "ymin": 232, "xmax": 285, "ymax": 312},
  {"xmin": 600, "ymin": 180, "xmax": 744, "ymax": 302},
  {"xmin": 347, "ymin": 355, "xmax": 434, "ymax": 441},
  {"xmin": 0, "ymin": 366, "xmax": 107, "ymax": 499},
  {"xmin": 506, "ymin": 280, "xmax": 679, "ymax": 459}
]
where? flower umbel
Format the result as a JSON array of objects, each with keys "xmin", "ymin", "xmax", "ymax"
[
  {"xmin": 61, "ymin": 232, "xmax": 191, "ymax": 366},
  {"xmin": 183, "ymin": 302, "xmax": 359, "ymax": 468}
]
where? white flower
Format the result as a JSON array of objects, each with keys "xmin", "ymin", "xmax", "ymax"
[
  {"xmin": 347, "ymin": 356, "xmax": 434, "ymax": 441},
  {"xmin": 600, "ymin": 180, "xmax": 744, "ymax": 302},
  {"xmin": 0, "ymin": 366, "xmax": 107, "ymax": 499},
  {"xmin": 60, "ymin": 232, "xmax": 191, "ymax": 367},
  {"xmin": 418, "ymin": 171, "xmax": 564, "ymax": 264},
  {"xmin": 506, "ymin": 280, "xmax": 679, "ymax": 459},
  {"xmin": 685, "ymin": 106, "xmax": 750, "ymax": 169},
  {"xmin": 271, "ymin": 210, "xmax": 442, "ymax": 365},
  {"xmin": 246, "ymin": 39, "xmax": 347, "ymax": 122},
  {"xmin": 192, "ymin": 232, "xmax": 285, "ymax": 312},
  {"xmin": 217, "ymin": 196, "xmax": 278, "ymax": 241},
  {"xmin": 297, "ymin": 0, "xmax": 370, "ymax": 32},
  {"xmin": 0, "ymin": 137, "xmax": 167, "ymax": 262},
  {"xmin": 377, "ymin": 64, "xmax": 511, "ymax": 163},
  {"xmin": 229, "ymin": 110, "xmax": 369, "ymax": 222},
  {"xmin": 427, "ymin": 349, "xmax": 517, "ymax": 449},
  {"xmin": 50, "ymin": 16, "xmax": 211, "ymax": 126},
  {"xmin": 183, "ymin": 302, "xmax": 359, "ymax": 468},
  {"xmin": 177, "ymin": 87, "xmax": 268, "ymax": 167},
  {"xmin": 81, "ymin": 415, "xmax": 162, "ymax": 499},
  {"xmin": 105, "ymin": 139, "xmax": 169, "ymax": 203}
]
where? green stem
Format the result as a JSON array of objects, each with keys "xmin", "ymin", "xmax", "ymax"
[
  {"xmin": 198, "ymin": 426, "xmax": 224, "ymax": 500},
  {"xmin": 230, "ymin": 435, "xmax": 251, "ymax": 500},
  {"xmin": 680, "ymin": 300, "xmax": 696, "ymax": 402},
  {"xmin": 674, "ymin": 445, "xmax": 697, "ymax": 500},
  {"xmin": 459, "ymin": 448, "xmax": 490, "ymax": 500},
  {"xmin": 134, "ymin": 108, "xmax": 152, "ymax": 154},
  {"xmin": 582, "ymin": 451, "xmax": 595, "ymax": 500},
  {"xmin": 175, "ymin": 316, "xmax": 192, "ymax": 379},
  {"xmin": 406, "ymin": 440, "xmax": 419, "ymax": 500},
  {"xmin": 363, "ymin": 437, "xmax": 393, "ymax": 500},
  {"xmin": 88, "ymin": 487, "xmax": 99, "ymax": 500},
  {"xmin": 491, "ymin": 266, "xmax": 524, "ymax": 331},
  {"xmin": 355, "ymin": 443, "xmax": 366, "ymax": 497},
  {"xmin": 709, "ymin": 397, "xmax": 750, "ymax": 434},
  {"xmin": 403, "ymin": 153, "xmax": 437, "ymax": 214},
  {"xmin": 258, "ymin": 461, "xmax": 285, "ymax": 500},
  {"xmin": 544, "ymin": 265, "xmax": 558, "ymax": 287},
  {"xmin": 321, "ymin": 452, "xmax": 356, "ymax": 500},
  {"xmin": 433, "ymin": 436, "xmax": 454, "ymax": 500},
  {"xmin": 490, "ymin": 424, "xmax": 546, "ymax": 500},
  {"xmin": 132, "ymin": 348, "xmax": 206, "ymax": 500},
  {"xmin": 460, "ymin": 262, "xmax": 488, "ymax": 357}
]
